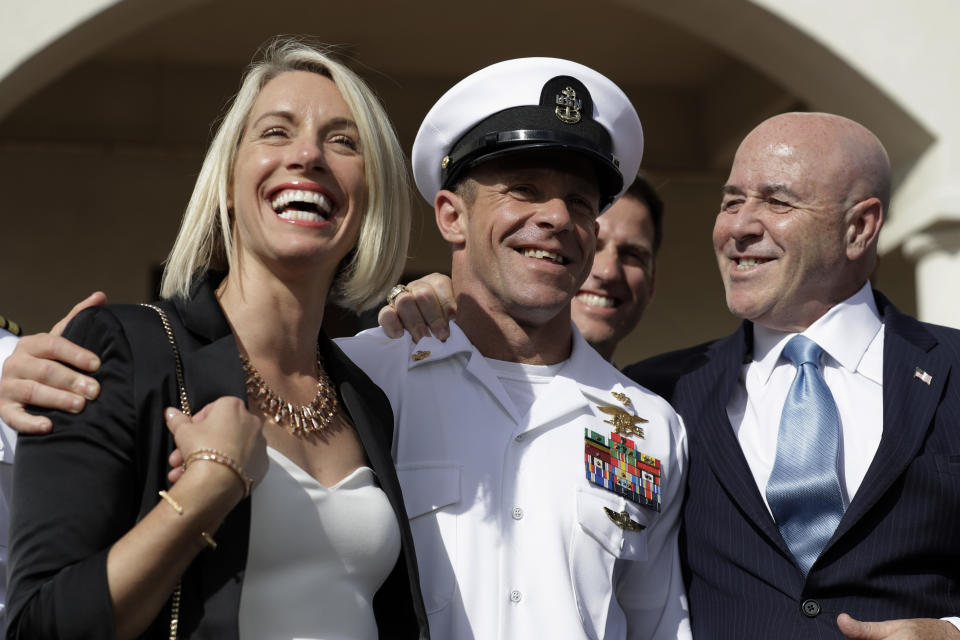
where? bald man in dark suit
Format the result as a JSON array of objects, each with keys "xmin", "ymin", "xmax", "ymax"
[{"xmin": 624, "ymin": 113, "xmax": 960, "ymax": 640}]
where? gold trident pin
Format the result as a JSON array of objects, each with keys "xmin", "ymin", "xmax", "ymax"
[
  {"xmin": 603, "ymin": 507, "xmax": 645, "ymax": 532},
  {"xmin": 598, "ymin": 405, "xmax": 647, "ymax": 438}
]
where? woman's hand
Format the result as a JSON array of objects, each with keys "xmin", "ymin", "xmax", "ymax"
[
  {"xmin": 105, "ymin": 398, "xmax": 268, "ymax": 639},
  {"xmin": 164, "ymin": 397, "xmax": 268, "ymax": 499}
]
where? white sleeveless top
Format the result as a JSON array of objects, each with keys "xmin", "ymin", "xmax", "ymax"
[{"xmin": 238, "ymin": 447, "xmax": 402, "ymax": 640}]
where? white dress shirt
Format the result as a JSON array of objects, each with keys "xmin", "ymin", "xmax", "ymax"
[
  {"xmin": 339, "ymin": 322, "xmax": 690, "ymax": 640},
  {"xmin": 726, "ymin": 282, "xmax": 960, "ymax": 629},
  {"xmin": 727, "ymin": 281, "xmax": 883, "ymax": 512}
]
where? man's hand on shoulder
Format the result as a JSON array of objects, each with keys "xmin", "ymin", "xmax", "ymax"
[
  {"xmin": 377, "ymin": 273, "xmax": 456, "ymax": 342},
  {"xmin": 838, "ymin": 613, "xmax": 960, "ymax": 639},
  {"xmin": 0, "ymin": 292, "xmax": 106, "ymax": 433}
]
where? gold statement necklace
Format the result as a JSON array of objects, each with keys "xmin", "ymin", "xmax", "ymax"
[{"xmin": 240, "ymin": 348, "xmax": 340, "ymax": 438}]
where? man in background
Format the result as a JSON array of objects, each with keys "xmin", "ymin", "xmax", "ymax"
[{"xmin": 569, "ymin": 175, "xmax": 662, "ymax": 362}]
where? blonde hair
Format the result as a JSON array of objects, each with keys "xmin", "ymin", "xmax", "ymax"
[{"xmin": 161, "ymin": 37, "xmax": 411, "ymax": 311}]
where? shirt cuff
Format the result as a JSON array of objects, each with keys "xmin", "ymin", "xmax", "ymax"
[{"xmin": 942, "ymin": 616, "xmax": 960, "ymax": 632}]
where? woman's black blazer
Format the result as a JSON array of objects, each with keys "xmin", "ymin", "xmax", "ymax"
[{"xmin": 7, "ymin": 272, "xmax": 429, "ymax": 639}]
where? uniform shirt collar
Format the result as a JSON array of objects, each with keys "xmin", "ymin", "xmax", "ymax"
[
  {"xmin": 405, "ymin": 320, "xmax": 475, "ymax": 369},
  {"xmin": 567, "ymin": 322, "xmax": 630, "ymax": 402},
  {"xmin": 409, "ymin": 319, "xmax": 591, "ymax": 371},
  {"xmin": 406, "ymin": 319, "xmax": 626, "ymax": 421},
  {"xmin": 751, "ymin": 281, "xmax": 883, "ymax": 384}
]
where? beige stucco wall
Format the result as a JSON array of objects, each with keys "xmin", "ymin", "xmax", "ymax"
[
  {"xmin": 746, "ymin": 0, "xmax": 960, "ymax": 249},
  {"xmin": 751, "ymin": 0, "xmax": 960, "ymax": 328}
]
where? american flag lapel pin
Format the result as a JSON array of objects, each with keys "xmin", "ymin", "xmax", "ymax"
[{"xmin": 914, "ymin": 367, "xmax": 933, "ymax": 386}]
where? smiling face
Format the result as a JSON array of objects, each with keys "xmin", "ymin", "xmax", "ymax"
[
  {"xmin": 713, "ymin": 113, "xmax": 887, "ymax": 332},
  {"xmin": 572, "ymin": 194, "xmax": 656, "ymax": 359},
  {"xmin": 443, "ymin": 151, "xmax": 601, "ymax": 327},
  {"xmin": 229, "ymin": 70, "xmax": 366, "ymax": 285}
]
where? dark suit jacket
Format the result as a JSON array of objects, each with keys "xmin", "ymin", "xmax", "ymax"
[
  {"xmin": 7, "ymin": 272, "xmax": 429, "ymax": 639},
  {"xmin": 624, "ymin": 291, "xmax": 960, "ymax": 639}
]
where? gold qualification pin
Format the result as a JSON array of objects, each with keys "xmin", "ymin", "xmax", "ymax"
[
  {"xmin": 603, "ymin": 507, "xmax": 645, "ymax": 532},
  {"xmin": 598, "ymin": 406, "xmax": 647, "ymax": 439}
]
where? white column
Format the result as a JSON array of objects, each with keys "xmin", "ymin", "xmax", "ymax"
[{"xmin": 902, "ymin": 226, "xmax": 960, "ymax": 329}]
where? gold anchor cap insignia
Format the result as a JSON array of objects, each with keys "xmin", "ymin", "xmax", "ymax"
[
  {"xmin": 412, "ymin": 350, "xmax": 431, "ymax": 361},
  {"xmin": 598, "ymin": 405, "xmax": 647, "ymax": 438},
  {"xmin": 603, "ymin": 507, "xmax": 645, "ymax": 532},
  {"xmin": 555, "ymin": 86, "xmax": 582, "ymax": 124}
]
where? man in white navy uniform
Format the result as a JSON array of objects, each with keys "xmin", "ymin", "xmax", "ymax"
[{"xmin": 337, "ymin": 58, "xmax": 688, "ymax": 639}]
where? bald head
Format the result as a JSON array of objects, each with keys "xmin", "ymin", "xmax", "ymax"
[
  {"xmin": 741, "ymin": 112, "xmax": 891, "ymax": 212},
  {"xmin": 713, "ymin": 112, "xmax": 889, "ymax": 331}
]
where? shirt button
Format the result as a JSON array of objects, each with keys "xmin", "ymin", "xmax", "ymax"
[
  {"xmin": 512, "ymin": 507, "xmax": 524, "ymax": 520},
  {"xmin": 514, "ymin": 434, "xmax": 524, "ymax": 442},
  {"xmin": 510, "ymin": 589, "xmax": 522, "ymax": 603},
  {"xmin": 801, "ymin": 599, "xmax": 821, "ymax": 617}
]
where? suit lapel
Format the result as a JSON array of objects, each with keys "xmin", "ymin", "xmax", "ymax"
[
  {"xmin": 689, "ymin": 324, "xmax": 793, "ymax": 556},
  {"xmin": 830, "ymin": 296, "xmax": 949, "ymax": 543},
  {"xmin": 182, "ymin": 336, "xmax": 247, "ymax": 408},
  {"xmin": 170, "ymin": 277, "xmax": 247, "ymax": 408}
]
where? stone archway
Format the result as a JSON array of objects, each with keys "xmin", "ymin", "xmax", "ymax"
[
  {"xmin": 629, "ymin": 0, "xmax": 933, "ymax": 173},
  {"xmin": 0, "ymin": 0, "xmax": 210, "ymax": 119}
]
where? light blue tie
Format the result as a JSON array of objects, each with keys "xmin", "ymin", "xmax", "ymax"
[{"xmin": 766, "ymin": 335, "xmax": 846, "ymax": 576}]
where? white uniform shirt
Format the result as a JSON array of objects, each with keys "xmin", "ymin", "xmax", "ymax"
[
  {"xmin": 339, "ymin": 322, "xmax": 689, "ymax": 640},
  {"xmin": 0, "ymin": 328, "xmax": 19, "ymax": 633}
]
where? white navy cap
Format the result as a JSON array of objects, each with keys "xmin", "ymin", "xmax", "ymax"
[{"xmin": 412, "ymin": 57, "xmax": 643, "ymax": 211}]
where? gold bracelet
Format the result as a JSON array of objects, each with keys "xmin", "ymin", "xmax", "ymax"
[
  {"xmin": 200, "ymin": 531, "xmax": 218, "ymax": 550},
  {"xmin": 160, "ymin": 490, "xmax": 219, "ymax": 550},
  {"xmin": 184, "ymin": 448, "xmax": 254, "ymax": 499},
  {"xmin": 158, "ymin": 490, "xmax": 183, "ymax": 515}
]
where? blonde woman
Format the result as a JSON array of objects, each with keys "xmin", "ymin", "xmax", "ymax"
[{"xmin": 6, "ymin": 38, "xmax": 428, "ymax": 639}]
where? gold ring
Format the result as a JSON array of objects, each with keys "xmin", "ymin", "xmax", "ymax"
[{"xmin": 386, "ymin": 284, "xmax": 411, "ymax": 308}]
